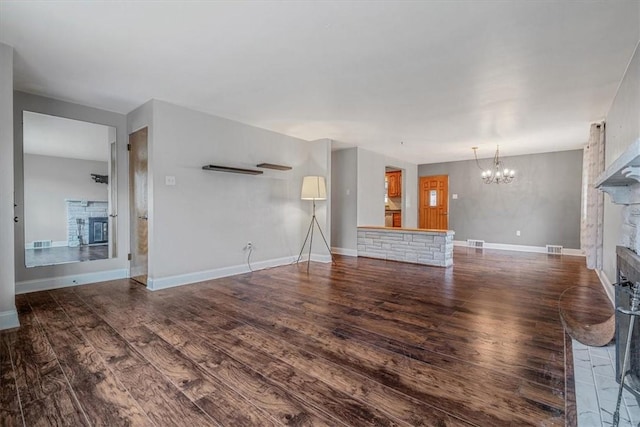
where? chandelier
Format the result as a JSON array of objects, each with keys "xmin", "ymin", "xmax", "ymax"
[{"xmin": 472, "ymin": 145, "xmax": 515, "ymax": 184}]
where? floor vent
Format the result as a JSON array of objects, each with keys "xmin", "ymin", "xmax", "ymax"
[
  {"xmin": 33, "ymin": 240, "xmax": 52, "ymax": 249},
  {"xmin": 546, "ymin": 245, "xmax": 563, "ymax": 255},
  {"xmin": 467, "ymin": 239, "xmax": 485, "ymax": 249}
]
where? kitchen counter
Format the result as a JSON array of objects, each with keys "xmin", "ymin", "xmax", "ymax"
[{"xmin": 357, "ymin": 226, "xmax": 454, "ymax": 267}]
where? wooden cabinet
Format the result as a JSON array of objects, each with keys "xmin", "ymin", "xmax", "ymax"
[
  {"xmin": 392, "ymin": 212, "xmax": 401, "ymax": 228},
  {"xmin": 386, "ymin": 171, "xmax": 402, "ymax": 198}
]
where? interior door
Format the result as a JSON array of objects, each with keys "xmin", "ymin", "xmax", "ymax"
[
  {"xmin": 129, "ymin": 127, "xmax": 148, "ymax": 285},
  {"xmin": 419, "ymin": 175, "xmax": 449, "ymax": 230}
]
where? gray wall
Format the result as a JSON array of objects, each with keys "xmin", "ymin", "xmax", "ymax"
[
  {"xmin": 603, "ymin": 42, "xmax": 640, "ymax": 284},
  {"xmin": 418, "ymin": 149, "xmax": 583, "ymax": 249},
  {"xmin": 331, "ymin": 148, "xmax": 358, "ymax": 252},
  {"xmin": 357, "ymin": 147, "xmax": 418, "ymax": 228},
  {"xmin": 0, "ymin": 44, "xmax": 17, "ymax": 328},
  {"xmin": 23, "ymin": 154, "xmax": 108, "ymax": 244},
  {"xmin": 138, "ymin": 100, "xmax": 330, "ymax": 286},
  {"xmin": 14, "ymin": 91, "xmax": 129, "ymax": 284}
]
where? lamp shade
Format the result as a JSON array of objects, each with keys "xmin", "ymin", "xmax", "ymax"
[{"xmin": 301, "ymin": 176, "xmax": 327, "ymax": 200}]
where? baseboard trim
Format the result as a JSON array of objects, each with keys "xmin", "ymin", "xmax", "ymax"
[
  {"xmin": 453, "ymin": 240, "xmax": 584, "ymax": 257},
  {"xmin": 16, "ymin": 269, "xmax": 130, "ymax": 294},
  {"xmin": 148, "ymin": 256, "xmax": 299, "ymax": 291},
  {"xmin": 595, "ymin": 269, "xmax": 615, "ymax": 307},
  {"xmin": 331, "ymin": 247, "xmax": 357, "ymax": 257},
  {"xmin": 0, "ymin": 309, "xmax": 20, "ymax": 330},
  {"xmin": 25, "ymin": 240, "xmax": 67, "ymax": 250}
]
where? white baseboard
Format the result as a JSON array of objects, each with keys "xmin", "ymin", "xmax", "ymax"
[
  {"xmin": 310, "ymin": 253, "xmax": 332, "ymax": 263},
  {"xmin": 332, "ymin": 247, "xmax": 357, "ymax": 257},
  {"xmin": 148, "ymin": 256, "xmax": 298, "ymax": 291},
  {"xmin": 0, "ymin": 309, "xmax": 20, "ymax": 330},
  {"xmin": 25, "ymin": 240, "xmax": 68, "ymax": 250},
  {"xmin": 595, "ymin": 269, "xmax": 615, "ymax": 307},
  {"xmin": 453, "ymin": 240, "xmax": 584, "ymax": 257},
  {"xmin": 16, "ymin": 269, "xmax": 129, "ymax": 294}
]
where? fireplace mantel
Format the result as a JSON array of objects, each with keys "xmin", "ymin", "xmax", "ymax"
[{"xmin": 596, "ymin": 139, "xmax": 640, "ymax": 205}]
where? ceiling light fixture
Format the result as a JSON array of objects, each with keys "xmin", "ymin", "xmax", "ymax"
[{"xmin": 472, "ymin": 145, "xmax": 515, "ymax": 184}]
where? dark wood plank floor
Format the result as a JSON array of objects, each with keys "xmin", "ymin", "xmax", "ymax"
[{"xmin": 1, "ymin": 248, "xmax": 612, "ymax": 426}]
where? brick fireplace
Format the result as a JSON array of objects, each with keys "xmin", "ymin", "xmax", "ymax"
[{"xmin": 66, "ymin": 199, "xmax": 108, "ymax": 246}]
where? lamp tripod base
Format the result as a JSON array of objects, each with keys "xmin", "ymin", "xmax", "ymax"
[{"xmin": 296, "ymin": 200, "xmax": 335, "ymax": 273}]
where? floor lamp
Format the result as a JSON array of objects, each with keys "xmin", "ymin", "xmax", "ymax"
[{"xmin": 297, "ymin": 176, "xmax": 334, "ymax": 272}]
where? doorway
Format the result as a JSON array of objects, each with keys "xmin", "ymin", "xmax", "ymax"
[
  {"xmin": 419, "ymin": 175, "xmax": 449, "ymax": 230},
  {"xmin": 129, "ymin": 127, "xmax": 148, "ymax": 285},
  {"xmin": 385, "ymin": 167, "xmax": 402, "ymax": 228}
]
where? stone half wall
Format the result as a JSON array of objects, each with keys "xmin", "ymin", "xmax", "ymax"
[{"xmin": 357, "ymin": 227, "xmax": 454, "ymax": 267}]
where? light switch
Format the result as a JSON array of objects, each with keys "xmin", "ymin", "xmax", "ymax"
[
  {"xmin": 165, "ymin": 176, "xmax": 176, "ymax": 186},
  {"xmin": 452, "ymin": 194, "xmax": 458, "ymax": 199},
  {"xmin": 346, "ymin": 189, "xmax": 350, "ymax": 196}
]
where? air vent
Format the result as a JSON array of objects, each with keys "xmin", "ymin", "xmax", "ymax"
[
  {"xmin": 546, "ymin": 245, "xmax": 563, "ymax": 255},
  {"xmin": 467, "ymin": 239, "xmax": 485, "ymax": 248},
  {"xmin": 33, "ymin": 240, "xmax": 52, "ymax": 249}
]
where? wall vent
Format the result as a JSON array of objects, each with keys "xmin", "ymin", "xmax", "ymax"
[
  {"xmin": 467, "ymin": 239, "xmax": 485, "ymax": 248},
  {"xmin": 33, "ymin": 240, "xmax": 52, "ymax": 249},
  {"xmin": 546, "ymin": 244, "xmax": 563, "ymax": 255}
]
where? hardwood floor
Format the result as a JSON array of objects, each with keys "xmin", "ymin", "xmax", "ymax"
[{"xmin": 0, "ymin": 248, "xmax": 611, "ymax": 426}]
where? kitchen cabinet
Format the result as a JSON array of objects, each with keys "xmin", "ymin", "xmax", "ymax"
[
  {"xmin": 392, "ymin": 212, "xmax": 401, "ymax": 228},
  {"xmin": 386, "ymin": 171, "xmax": 401, "ymax": 198}
]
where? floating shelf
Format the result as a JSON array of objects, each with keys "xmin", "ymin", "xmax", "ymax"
[
  {"xmin": 596, "ymin": 139, "xmax": 640, "ymax": 205},
  {"xmin": 202, "ymin": 165, "xmax": 263, "ymax": 175},
  {"xmin": 256, "ymin": 163, "xmax": 292, "ymax": 171}
]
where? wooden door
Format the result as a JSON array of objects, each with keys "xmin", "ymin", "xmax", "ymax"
[
  {"xmin": 129, "ymin": 128, "xmax": 148, "ymax": 285},
  {"xmin": 419, "ymin": 175, "xmax": 449, "ymax": 230}
]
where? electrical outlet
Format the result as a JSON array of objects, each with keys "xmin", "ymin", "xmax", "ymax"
[{"xmin": 245, "ymin": 241, "xmax": 252, "ymax": 250}]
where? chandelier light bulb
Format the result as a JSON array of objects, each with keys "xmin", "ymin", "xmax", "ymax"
[
  {"xmin": 496, "ymin": 171, "xmax": 501, "ymax": 178},
  {"xmin": 503, "ymin": 168, "xmax": 509, "ymax": 176},
  {"xmin": 481, "ymin": 171, "xmax": 486, "ymax": 178},
  {"xmin": 509, "ymin": 170, "xmax": 515, "ymax": 177}
]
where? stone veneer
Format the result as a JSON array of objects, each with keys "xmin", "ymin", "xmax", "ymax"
[
  {"xmin": 66, "ymin": 200, "xmax": 108, "ymax": 247},
  {"xmin": 357, "ymin": 226, "xmax": 454, "ymax": 267},
  {"xmin": 621, "ymin": 205, "xmax": 640, "ymax": 254}
]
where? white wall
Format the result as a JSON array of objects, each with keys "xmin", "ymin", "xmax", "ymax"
[
  {"xmin": 0, "ymin": 44, "xmax": 18, "ymax": 329},
  {"xmin": 331, "ymin": 148, "xmax": 358, "ymax": 253},
  {"xmin": 357, "ymin": 147, "xmax": 418, "ymax": 228},
  {"xmin": 306, "ymin": 139, "xmax": 332, "ymax": 259},
  {"xmin": 603, "ymin": 41, "xmax": 640, "ymax": 283},
  {"xmin": 144, "ymin": 100, "xmax": 329, "ymax": 287},
  {"xmin": 23, "ymin": 154, "xmax": 108, "ymax": 244},
  {"xmin": 13, "ymin": 92, "xmax": 129, "ymax": 287}
]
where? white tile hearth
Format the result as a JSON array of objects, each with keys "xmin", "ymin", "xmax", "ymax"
[{"xmin": 574, "ymin": 339, "xmax": 640, "ymax": 426}]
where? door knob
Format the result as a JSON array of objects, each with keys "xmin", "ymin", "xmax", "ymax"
[{"xmin": 14, "ymin": 216, "xmax": 18, "ymax": 223}]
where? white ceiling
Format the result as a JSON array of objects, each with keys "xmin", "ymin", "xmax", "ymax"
[
  {"xmin": 2, "ymin": 1, "xmax": 639, "ymax": 164},
  {"xmin": 23, "ymin": 111, "xmax": 112, "ymax": 162}
]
